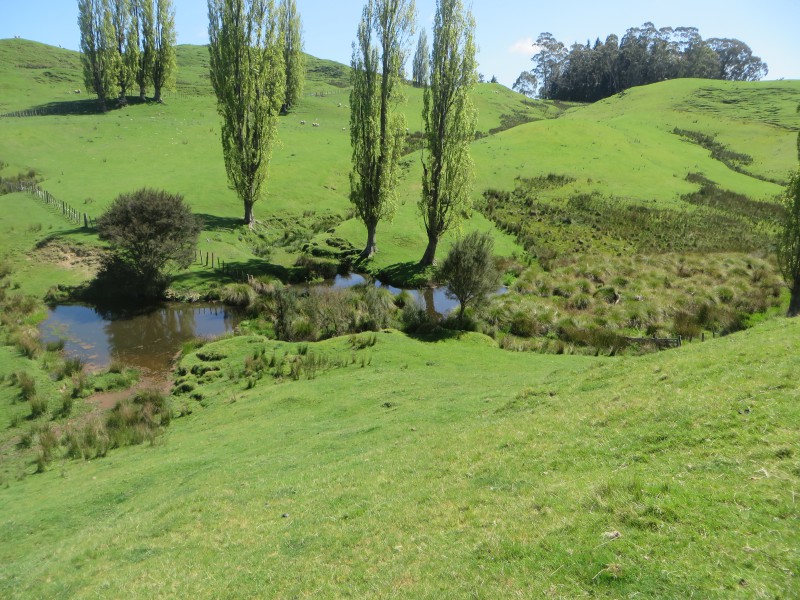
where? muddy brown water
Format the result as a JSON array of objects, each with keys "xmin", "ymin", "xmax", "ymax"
[{"xmin": 39, "ymin": 304, "xmax": 242, "ymax": 374}]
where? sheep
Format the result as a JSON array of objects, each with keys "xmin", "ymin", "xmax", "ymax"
[
  {"xmin": 312, "ymin": 122, "xmax": 320, "ymax": 127},
  {"xmin": 300, "ymin": 120, "xmax": 306, "ymax": 125},
  {"xmin": 74, "ymin": 89, "xmax": 81, "ymax": 94}
]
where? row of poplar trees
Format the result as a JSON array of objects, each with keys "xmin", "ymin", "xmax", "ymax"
[
  {"xmin": 350, "ymin": 0, "xmax": 477, "ymax": 266},
  {"xmin": 78, "ymin": 0, "xmax": 177, "ymax": 111},
  {"xmin": 207, "ymin": 0, "xmax": 474, "ymax": 267}
]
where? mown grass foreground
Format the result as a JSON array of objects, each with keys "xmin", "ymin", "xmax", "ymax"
[{"xmin": 1, "ymin": 318, "xmax": 798, "ymax": 598}]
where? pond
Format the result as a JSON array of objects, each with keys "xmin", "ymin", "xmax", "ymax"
[
  {"xmin": 39, "ymin": 277, "xmax": 505, "ymax": 374},
  {"xmin": 39, "ymin": 304, "xmax": 241, "ymax": 373}
]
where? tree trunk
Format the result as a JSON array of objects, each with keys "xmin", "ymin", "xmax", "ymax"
[
  {"xmin": 458, "ymin": 302, "xmax": 466, "ymax": 327},
  {"xmin": 244, "ymin": 200, "xmax": 255, "ymax": 229},
  {"xmin": 419, "ymin": 233, "xmax": 439, "ymax": 267},
  {"xmin": 360, "ymin": 222, "xmax": 378, "ymax": 259},
  {"xmin": 139, "ymin": 84, "xmax": 147, "ymax": 101},
  {"xmin": 789, "ymin": 280, "xmax": 800, "ymax": 317},
  {"xmin": 154, "ymin": 87, "xmax": 163, "ymax": 103}
]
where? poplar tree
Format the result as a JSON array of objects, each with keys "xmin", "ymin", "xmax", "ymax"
[
  {"xmin": 109, "ymin": 0, "xmax": 135, "ymax": 104},
  {"xmin": 418, "ymin": 0, "xmax": 477, "ymax": 266},
  {"xmin": 152, "ymin": 0, "xmax": 177, "ymax": 102},
  {"xmin": 349, "ymin": 0, "xmax": 415, "ymax": 258},
  {"xmin": 278, "ymin": 0, "xmax": 305, "ymax": 112},
  {"xmin": 78, "ymin": 0, "xmax": 120, "ymax": 112},
  {"xmin": 131, "ymin": 0, "xmax": 155, "ymax": 100},
  {"xmin": 208, "ymin": 0, "xmax": 285, "ymax": 227},
  {"xmin": 411, "ymin": 29, "xmax": 429, "ymax": 87}
]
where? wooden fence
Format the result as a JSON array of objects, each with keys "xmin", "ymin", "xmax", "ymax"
[
  {"xmin": 10, "ymin": 180, "xmax": 96, "ymax": 229},
  {"xmin": 623, "ymin": 336, "xmax": 682, "ymax": 349},
  {"xmin": 192, "ymin": 247, "xmax": 256, "ymax": 283}
]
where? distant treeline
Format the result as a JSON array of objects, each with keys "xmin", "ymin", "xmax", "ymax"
[{"xmin": 519, "ymin": 23, "xmax": 768, "ymax": 103}]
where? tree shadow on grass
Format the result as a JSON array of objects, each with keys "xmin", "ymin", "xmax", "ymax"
[
  {"xmin": 195, "ymin": 214, "xmax": 243, "ymax": 233},
  {"xmin": 406, "ymin": 328, "xmax": 466, "ymax": 343},
  {"xmin": 372, "ymin": 260, "xmax": 435, "ymax": 288},
  {"xmin": 2, "ymin": 96, "xmax": 159, "ymax": 118},
  {"xmin": 172, "ymin": 257, "xmax": 310, "ymax": 287}
]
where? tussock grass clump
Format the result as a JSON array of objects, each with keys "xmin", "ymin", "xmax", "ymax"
[
  {"xmin": 486, "ymin": 252, "xmax": 783, "ymax": 353},
  {"xmin": 15, "ymin": 371, "xmax": 36, "ymax": 402},
  {"xmin": 220, "ymin": 283, "xmax": 256, "ymax": 308},
  {"xmin": 105, "ymin": 390, "xmax": 171, "ymax": 448}
]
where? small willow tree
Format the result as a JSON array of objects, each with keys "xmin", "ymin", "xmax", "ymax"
[
  {"xmin": 208, "ymin": 0, "xmax": 285, "ymax": 227},
  {"xmin": 349, "ymin": 0, "xmax": 415, "ymax": 258},
  {"xmin": 278, "ymin": 0, "xmax": 305, "ymax": 112},
  {"xmin": 777, "ymin": 170, "xmax": 800, "ymax": 316},
  {"xmin": 418, "ymin": 0, "xmax": 477, "ymax": 266}
]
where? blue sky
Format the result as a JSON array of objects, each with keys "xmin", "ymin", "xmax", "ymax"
[{"xmin": 2, "ymin": 0, "xmax": 798, "ymax": 87}]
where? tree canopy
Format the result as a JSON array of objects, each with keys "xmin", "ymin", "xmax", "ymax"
[
  {"xmin": 96, "ymin": 188, "xmax": 202, "ymax": 298},
  {"xmin": 520, "ymin": 23, "xmax": 768, "ymax": 102}
]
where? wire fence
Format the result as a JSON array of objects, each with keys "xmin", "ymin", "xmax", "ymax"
[{"xmin": 7, "ymin": 180, "xmax": 96, "ymax": 229}]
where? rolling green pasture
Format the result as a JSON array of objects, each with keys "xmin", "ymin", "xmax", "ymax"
[
  {"xmin": 0, "ymin": 38, "xmax": 799, "ymax": 598},
  {"xmin": 1, "ymin": 318, "xmax": 798, "ymax": 598},
  {"xmin": 0, "ymin": 41, "xmax": 555, "ymax": 285}
]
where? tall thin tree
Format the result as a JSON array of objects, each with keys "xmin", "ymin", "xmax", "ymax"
[
  {"xmin": 418, "ymin": 0, "xmax": 477, "ymax": 266},
  {"xmin": 131, "ymin": 0, "xmax": 155, "ymax": 100},
  {"xmin": 208, "ymin": 0, "xmax": 285, "ymax": 227},
  {"xmin": 349, "ymin": 0, "xmax": 415, "ymax": 258},
  {"xmin": 109, "ymin": 0, "xmax": 134, "ymax": 104},
  {"xmin": 411, "ymin": 29, "xmax": 429, "ymax": 87},
  {"xmin": 278, "ymin": 0, "xmax": 305, "ymax": 112},
  {"xmin": 152, "ymin": 0, "xmax": 177, "ymax": 102},
  {"xmin": 78, "ymin": 0, "xmax": 120, "ymax": 112}
]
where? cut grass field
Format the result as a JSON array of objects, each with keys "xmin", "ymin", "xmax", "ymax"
[{"xmin": 0, "ymin": 319, "xmax": 798, "ymax": 598}]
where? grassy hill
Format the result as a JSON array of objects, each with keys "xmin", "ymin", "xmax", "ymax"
[
  {"xmin": 1, "ymin": 317, "xmax": 798, "ymax": 598},
  {"xmin": 1, "ymin": 40, "xmax": 797, "ymax": 287},
  {"xmin": 0, "ymin": 38, "xmax": 799, "ymax": 597}
]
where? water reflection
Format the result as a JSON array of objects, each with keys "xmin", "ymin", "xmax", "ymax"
[
  {"xmin": 308, "ymin": 273, "xmax": 500, "ymax": 317},
  {"xmin": 40, "ymin": 304, "xmax": 240, "ymax": 373}
]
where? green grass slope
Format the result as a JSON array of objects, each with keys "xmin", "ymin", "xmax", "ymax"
[
  {"xmin": 1, "ymin": 40, "xmax": 562, "ymax": 283},
  {"xmin": 0, "ymin": 318, "xmax": 797, "ymax": 598},
  {"xmin": 3, "ymin": 40, "xmax": 795, "ymax": 285},
  {"xmin": 473, "ymin": 78, "xmax": 800, "ymax": 207}
]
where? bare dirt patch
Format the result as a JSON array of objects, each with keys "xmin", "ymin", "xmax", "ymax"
[{"xmin": 31, "ymin": 238, "xmax": 107, "ymax": 277}]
